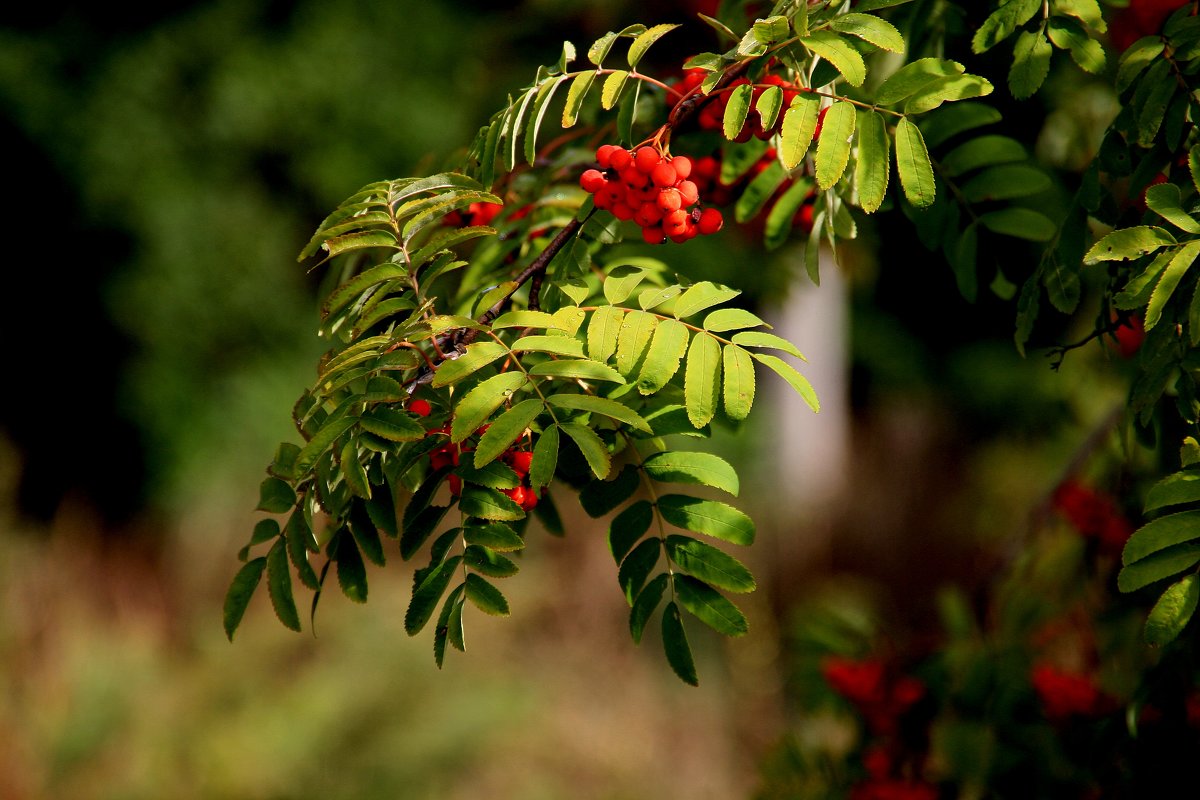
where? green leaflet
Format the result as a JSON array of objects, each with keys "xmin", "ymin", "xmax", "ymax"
[
  {"xmin": 816, "ymin": 101, "xmax": 856, "ymax": 191},
  {"xmin": 972, "ymin": 0, "xmax": 1041, "ymax": 53},
  {"xmin": 432, "ymin": 342, "xmax": 509, "ymax": 387},
  {"xmin": 875, "ymin": 58, "xmax": 964, "ymax": 106},
  {"xmin": 492, "ymin": 310, "xmax": 559, "ymax": 329},
  {"xmin": 322, "ymin": 262, "xmax": 408, "ymax": 319},
  {"xmin": 637, "ymin": 319, "xmax": 691, "ymax": 395},
  {"xmin": 223, "ymin": 557, "xmax": 267, "ymax": 641},
  {"xmin": 581, "ymin": 464, "xmax": 637, "ymax": 518},
  {"xmin": 587, "ymin": 305, "xmax": 624, "ymax": 362},
  {"xmin": 960, "ymin": 164, "xmax": 1051, "ymax": 202},
  {"xmin": 979, "ymin": 208, "xmax": 1057, "ymax": 242},
  {"xmin": 904, "ymin": 74, "xmax": 994, "ymax": 114},
  {"xmin": 630, "ymin": 573, "xmax": 669, "ymax": 644},
  {"xmin": 948, "ymin": 223, "xmax": 979, "ymax": 302},
  {"xmin": 456, "ymin": 460, "xmax": 520, "ymax": 490},
  {"xmin": 801, "ymin": 30, "xmax": 866, "ymax": 87},
  {"xmin": 722, "ymin": 344, "xmax": 756, "ymax": 422},
  {"xmin": 1118, "ymin": 543, "xmax": 1200, "ymax": 593},
  {"xmin": 601, "ymin": 70, "xmax": 629, "ymax": 110},
  {"xmin": 285, "ymin": 509, "xmax": 320, "ymax": 590},
  {"xmin": 616, "ymin": 310, "xmax": 659, "ymax": 375},
  {"xmin": 529, "ymin": 359, "xmax": 626, "ymax": 384},
  {"xmin": 756, "ymin": 85, "xmax": 784, "ymax": 131},
  {"xmin": 781, "ymin": 93, "xmax": 821, "ymax": 170},
  {"xmin": 257, "ymin": 476, "xmax": 296, "ymax": 513},
  {"xmin": 723, "ymin": 82, "xmax": 754, "ymax": 140},
  {"xmin": 829, "ymin": 12, "xmax": 904, "ymax": 53},
  {"xmin": 1047, "ymin": 17, "xmax": 1106, "ymax": 75},
  {"xmin": 295, "ymin": 411, "xmax": 356, "ymax": 476},
  {"xmin": 321, "ymin": 230, "xmax": 399, "ymax": 260},
  {"xmin": 619, "ymin": 538, "xmax": 661, "ymax": 605},
  {"xmin": 639, "ymin": 284, "xmax": 683, "ymax": 311},
  {"xmin": 603, "ymin": 264, "xmax": 649, "ymax": 304},
  {"xmin": 684, "ymin": 334, "xmax": 722, "ymax": 428},
  {"xmin": 405, "ymin": 555, "xmax": 461, "ymax": 635},
  {"xmin": 657, "ymin": 494, "xmax": 755, "ymax": 545},
  {"xmin": 1146, "ymin": 183, "xmax": 1200, "ymax": 234},
  {"xmin": 704, "ymin": 308, "xmax": 767, "ymax": 333},
  {"xmin": 731, "ymin": 331, "xmax": 806, "ymax": 359},
  {"xmin": 627, "ymin": 23, "xmax": 679, "ymax": 67},
  {"xmin": 1084, "ymin": 226, "xmax": 1177, "ymax": 263},
  {"xmin": 610, "ymin": 500, "xmax": 653, "ymax": 564},
  {"xmin": 1146, "ymin": 240, "xmax": 1200, "ymax": 330},
  {"xmin": 753, "ymin": 353, "xmax": 819, "ymax": 412},
  {"xmin": 546, "ymin": 393, "xmax": 653, "ymax": 433},
  {"xmin": 1145, "ymin": 473, "xmax": 1200, "ymax": 513},
  {"xmin": 335, "ymin": 530, "xmax": 369, "ymax": 603},
  {"xmin": 433, "ymin": 584, "xmax": 466, "ymax": 666},
  {"xmin": 525, "ymin": 76, "xmax": 567, "ymax": 165},
  {"xmin": 1145, "ymin": 574, "xmax": 1199, "ymax": 647},
  {"xmin": 895, "ymin": 117, "xmax": 936, "ymax": 208},
  {"xmin": 735, "ymin": 160, "xmax": 788, "ymax": 223},
  {"xmin": 1117, "ymin": 36, "xmax": 1164, "ymax": 93},
  {"xmin": 267, "ymin": 538, "xmax": 301, "ymax": 632},
  {"xmin": 674, "ymin": 281, "xmax": 741, "ymax": 319},
  {"xmin": 464, "ymin": 545, "xmax": 519, "ymax": 578},
  {"xmin": 459, "ymin": 486, "xmax": 526, "ymax": 521},
  {"xmin": 1124, "ymin": 510, "xmax": 1200, "ymax": 565},
  {"xmin": 560, "ymin": 422, "xmax": 612, "ymax": 479},
  {"xmin": 451, "ymin": 371, "xmax": 528, "ymax": 443},
  {"xmin": 941, "ymin": 135, "xmax": 1027, "ymax": 176},
  {"xmin": 360, "ymin": 407, "xmax": 426, "ymax": 442},
  {"xmin": 474, "ymin": 398, "xmax": 544, "ymax": 467},
  {"xmin": 675, "ymin": 574, "xmax": 749, "ymax": 637},
  {"xmin": 463, "ymin": 523, "xmax": 525, "ymax": 552},
  {"xmin": 1117, "ymin": 250, "xmax": 1173, "ymax": 310},
  {"xmin": 1136, "ymin": 59, "xmax": 1175, "ymax": 148},
  {"xmin": 529, "ymin": 424, "xmax": 559, "ymax": 490},
  {"xmin": 661, "ymin": 601, "xmax": 699, "ymax": 686},
  {"xmin": 1008, "ymin": 29, "xmax": 1052, "ymax": 100},
  {"xmin": 643, "ymin": 451, "xmax": 739, "ymax": 496},
  {"xmin": 855, "ymin": 111, "xmax": 891, "ymax": 214},
  {"xmin": 561, "ymin": 71, "xmax": 596, "ymax": 128},
  {"xmin": 510, "ymin": 335, "xmax": 586, "ymax": 358},
  {"xmin": 666, "ymin": 536, "xmax": 755, "ymax": 593}
]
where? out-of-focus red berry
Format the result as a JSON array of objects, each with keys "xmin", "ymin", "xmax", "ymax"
[{"xmin": 409, "ymin": 399, "xmax": 432, "ymax": 417}]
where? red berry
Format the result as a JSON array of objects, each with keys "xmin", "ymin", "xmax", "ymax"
[
  {"xmin": 610, "ymin": 148, "xmax": 633, "ymax": 170},
  {"xmin": 409, "ymin": 399, "xmax": 432, "ymax": 417},
  {"xmin": 580, "ymin": 169, "xmax": 606, "ymax": 193},
  {"xmin": 697, "ymin": 207, "xmax": 723, "ymax": 235},
  {"xmin": 657, "ymin": 188, "xmax": 682, "ymax": 212},
  {"xmin": 596, "ymin": 144, "xmax": 620, "ymax": 168},
  {"xmin": 634, "ymin": 202, "xmax": 664, "ymax": 227},
  {"xmin": 505, "ymin": 486, "xmax": 528, "ymax": 506},
  {"xmin": 634, "ymin": 146, "xmax": 661, "ymax": 173},
  {"xmin": 670, "ymin": 156, "xmax": 693, "ymax": 181},
  {"xmin": 620, "ymin": 165, "xmax": 650, "ymax": 189},
  {"xmin": 612, "ymin": 202, "xmax": 635, "ymax": 221},
  {"xmin": 678, "ymin": 180, "xmax": 699, "ymax": 206},
  {"xmin": 508, "ymin": 451, "xmax": 534, "ymax": 476},
  {"xmin": 651, "ymin": 162, "xmax": 678, "ymax": 188},
  {"xmin": 521, "ymin": 488, "xmax": 538, "ymax": 511},
  {"xmin": 449, "ymin": 474, "xmax": 462, "ymax": 497},
  {"xmin": 642, "ymin": 225, "xmax": 667, "ymax": 245},
  {"xmin": 813, "ymin": 106, "xmax": 829, "ymax": 141}
]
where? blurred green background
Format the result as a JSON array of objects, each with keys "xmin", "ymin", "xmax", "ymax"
[{"xmin": 0, "ymin": 1, "xmax": 1128, "ymax": 797}]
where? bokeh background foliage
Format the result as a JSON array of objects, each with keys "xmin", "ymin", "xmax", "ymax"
[{"xmin": 0, "ymin": 0, "xmax": 1173, "ymax": 797}]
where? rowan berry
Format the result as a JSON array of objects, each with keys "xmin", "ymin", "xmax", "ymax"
[
  {"xmin": 409, "ymin": 399, "xmax": 432, "ymax": 417},
  {"xmin": 634, "ymin": 145, "xmax": 660, "ymax": 173},
  {"xmin": 651, "ymin": 162, "xmax": 678, "ymax": 188},
  {"xmin": 508, "ymin": 451, "xmax": 534, "ymax": 476},
  {"xmin": 697, "ymin": 207, "xmax": 724, "ymax": 235},
  {"xmin": 610, "ymin": 147, "xmax": 633, "ymax": 170},
  {"xmin": 596, "ymin": 144, "xmax": 621, "ymax": 168},
  {"xmin": 580, "ymin": 169, "xmax": 607, "ymax": 194}
]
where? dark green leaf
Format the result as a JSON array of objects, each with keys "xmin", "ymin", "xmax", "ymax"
[
  {"xmin": 359, "ymin": 406, "xmax": 426, "ymax": 443},
  {"xmin": 223, "ymin": 557, "xmax": 267, "ymax": 641},
  {"xmin": 581, "ymin": 464, "xmax": 641, "ymax": 518},
  {"xmin": 1145, "ymin": 573, "xmax": 1199, "ymax": 647},
  {"xmin": 675, "ymin": 574, "xmax": 748, "ymax": 636},
  {"xmin": 256, "ymin": 477, "xmax": 296, "ymax": 513},
  {"xmin": 335, "ymin": 530, "xmax": 368, "ymax": 603},
  {"xmin": 941, "ymin": 135, "xmax": 1026, "ymax": 176},
  {"xmin": 464, "ymin": 544, "xmax": 519, "ymax": 578},
  {"xmin": 349, "ymin": 506, "xmax": 386, "ymax": 567},
  {"xmin": 1118, "ymin": 543, "xmax": 1200, "ymax": 593},
  {"xmin": 657, "ymin": 494, "xmax": 755, "ymax": 545},
  {"xmin": 560, "ymin": 423, "xmax": 613, "ymax": 479},
  {"xmin": 340, "ymin": 440, "xmax": 370, "ymax": 500},
  {"xmin": 661, "ymin": 602, "xmax": 698, "ymax": 685},
  {"xmin": 1008, "ymin": 29, "xmax": 1051, "ymax": 100},
  {"xmin": 465, "ymin": 573, "xmax": 510, "ymax": 616},
  {"xmin": 474, "ymin": 398, "xmax": 543, "ymax": 467},
  {"xmin": 1146, "ymin": 241, "xmax": 1200, "ymax": 330},
  {"xmin": 609, "ymin": 499, "xmax": 653, "ymax": 564},
  {"xmin": 978, "ymin": 208, "xmax": 1057, "ymax": 242},
  {"xmin": 405, "ymin": 555, "xmax": 461, "ymax": 635},
  {"xmin": 960, "ymin": 164, "xmax": 1051, "ymax": 202},
  {"xmin": 267, "ymin": 538, "xmax": 302, "ymax": 632},
  {"xmin": 630, "ymin": 573, "xmax": 669, "ymax": 644},
  {"xmin": 1117, "ymin": 36, "xmax": 1164, "ymax": 93},
  {"xmin": 530, "ymin": 424, "xmax": 560, "ymax": 490},
  {"xmin": 433, "ymin": 584, "xmax": 464, "ymax": 667},
  {"xmin": 1124, "ymin": 510, "xmax": 1200, "ymax": 565},
  {"xmin": 1046, "ymin": 17, "xmax": 1106, "ymax": 75},
  {"xmin": 400, "ymin": 504, "xmax": 451, "ymax": 560},
  {"xmin": 619, "ymin": 538, "xmax": 661, "ymax": 605},
  {"xmin": 285, "ymin": 509, "xmax": 320, "ymax": 590},
  {"xmin": 464, "ymin": 523, "xmax": 525, "ymax": 552},
  {"xmin": 459, "ymin": 485, "xmax": 526, "ymax": 521},
  {"xmin": 1145, "ymin": 473, "xmax": 1200, "ymax": 513},
  {"xmin": 666, "ymin": 535, "xmax": 756, "ymax": 593}
]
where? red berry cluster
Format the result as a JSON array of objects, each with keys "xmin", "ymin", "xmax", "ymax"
[
  {"xmin": 1030, "ymin": 663, "xmax": 1112, "ymax": 723},
  {"xmin": 668, "ymin": 70, "xmax": 809, "ymax": 142},
  {"xmin": 443, "ymin": 200, "xmax": 504, "ymax": 228},
  {"xmin": 580, "ymin": 144, "xmax": 724, "ymax": 244},
  {"xmin": 821, "ymin": 656, "xmax": 926, "ymax": 736},
  {"xmin": 425, "ymin": 424, "xmax": 538, "ymax": 511},
  {"xmin": 1051, "ymin": 479, "xmax": 1133, "ymax": 555},
  {"xmin": 687, "ymin": 146, "xmax": 818, "ymax": 233}
]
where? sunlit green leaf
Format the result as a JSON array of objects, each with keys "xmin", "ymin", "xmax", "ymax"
[
  {"xmin": 675, "ymin": 574, "xmax": 748, "ymax": 636},
  {"xmin": 752, "ymin": 353, "xmax": 819, "ymax": 412},
  {"xmin": 801, "ymin": 31, "xmax": 867, "ymax": 87},
  {"xmin": 1008, "ymin": 29, "xmax": 1051, "ymax": 99},
  {"xmin": 547, "ymin": 393, "xmax": 652, "ymax": 433},
  {"xmin": 1145, "ymin": 573, "xmax": 1199, "ymax": 646},
  {"xmin": 561, "ymin": 422, "xmax": 612, "ymax": 479},
  {"xmin": 722, "ymin": 344, "xmax": 756, "ymax": 422},
  {"xmin": 781, "ymin": 93, "xmax": 821, "ymax": 170},
  {"xmin": 451, "ymin": 371, "xmax": 528, "ymax": 443},
  {"xmin": 637, "ymin": 318, "xmax": 691, "ymax": 395},
  {"xmin": 1146, "ymin": 240, "xmax": 1200, "ymax": 330},
  {"xmin": 895, "ymin": 117, "xmax": 935, "ymax": 208},
  {"xmin": 684, "ymin": 334, "xmax": 722, "ymax": 428},
  {"xmin": 829, "ymin": 12, "xmax": 904, "ymax": 52},
  {"xmin": 644, "ymin": 451, "xmax": 739, "ymax": 495},
  {"xmin": 432, "ymin": 341, "xmax": 509, "ymax": 387},
  {"xmin": 1084, "ymin": 226, "xmax": 1177, "ymax": 264},
  {"xmin": 657, "ymin": 494, "xmax": 755, "ymax": 545},
  {"xmin": 666, "ymin": 536, "xmax": 755, "ymax": 593},
  {"xmin": 474, "ymin": 398, "xmax": 543, "ymax": 467}
]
